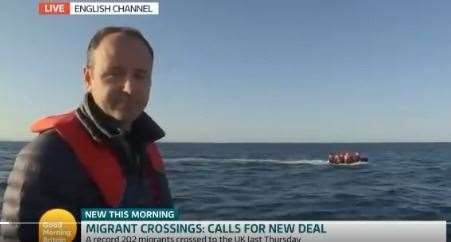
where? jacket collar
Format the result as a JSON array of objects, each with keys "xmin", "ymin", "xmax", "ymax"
[{"xmin": 75, "ymin": 93, "xmax": 165, "ymax": 144}]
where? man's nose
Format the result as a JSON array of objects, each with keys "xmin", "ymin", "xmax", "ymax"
[{"xmin": 122, "ymin": 77, "xmax": 135, "ymax": 94}]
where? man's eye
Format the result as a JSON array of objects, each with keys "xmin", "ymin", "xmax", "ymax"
[
  {"xmin": 134, "ymin": 74, "xmax": 148, "ymax": 80},
  {"xmin": 105, "ymin": 72, "xmax": 121, "ymax": 79}
]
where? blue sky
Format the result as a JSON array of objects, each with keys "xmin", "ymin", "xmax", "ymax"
[{"xmin": 1, "ymin": 1, "xmax": 451, "ymax": 142}]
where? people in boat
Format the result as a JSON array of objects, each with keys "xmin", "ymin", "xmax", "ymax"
[{"xmin": 329, "ymin": 151, "xmax": 366, "ymax": 164}]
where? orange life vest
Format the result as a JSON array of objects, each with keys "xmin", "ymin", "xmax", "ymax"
[{"xmin": 30, "ymin": 111, "xmax": 166, "ymax": 207}]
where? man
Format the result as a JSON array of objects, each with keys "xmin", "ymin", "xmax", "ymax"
[
  {"xmin": 334, "ymin": 154, "xmax": 340, "ymax": 164},
  {"xmin": 344, "ymin": 153, "xmax": 350, "ymax": 164},
  {"xmin": 354, "ymin": 152, "xmax": 360, "ymax": 162},
  {"xmin": 1, "ymin": 26, "xmax": 173, "ymax": 241}
]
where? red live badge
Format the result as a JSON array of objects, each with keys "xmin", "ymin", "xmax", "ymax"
[{"xmin": 38, "ymin": 2, "xmax": 70, "ymax": 15}]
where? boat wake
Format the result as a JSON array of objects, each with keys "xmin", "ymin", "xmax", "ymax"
[{"xmin": 165, "ymin": 157, "xmax": 333, "ymax": 165}]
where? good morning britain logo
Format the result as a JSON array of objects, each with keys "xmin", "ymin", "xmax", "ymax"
[{"xmin": 38, "ymin": 1, "xmax": 159, "ymax": 15}]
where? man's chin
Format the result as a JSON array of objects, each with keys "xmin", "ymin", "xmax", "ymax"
[{"xmin": 111, "ymin": 112, "xmax": 140, "ymax": 127}]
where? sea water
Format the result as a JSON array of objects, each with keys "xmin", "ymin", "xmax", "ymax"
[{"xmin": 1, "ymin": 142, "xmax": 450, "ymax": 233}]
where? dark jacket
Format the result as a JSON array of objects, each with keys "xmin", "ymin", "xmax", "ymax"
[{"xmin": 0, "ymin": 94, "xmax": 173, "ymax": 242}]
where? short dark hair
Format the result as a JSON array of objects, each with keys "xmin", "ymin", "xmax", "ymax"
[{"xmin": 86, "ymin": 26, "xmax": 154, "ymax": 66}]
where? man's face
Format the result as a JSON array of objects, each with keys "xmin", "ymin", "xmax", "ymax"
[{"xmin": 84, "ymin": 33, "xmax": 152, "ymax": 129}]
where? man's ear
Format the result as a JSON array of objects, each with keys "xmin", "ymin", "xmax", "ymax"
[{"xmin": 83, "ymin": 65, "xmax": 92, "ymax": 92}]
